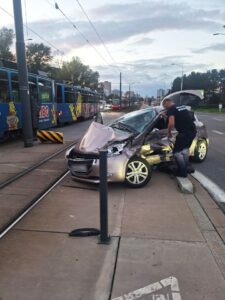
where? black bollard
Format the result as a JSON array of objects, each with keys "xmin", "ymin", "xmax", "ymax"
[
  {"xmin": 69, "ymin": 150, "xmax": 110, "ymax": 244},
  {"xmin": 99, "ymin": 150, "xmax": 111, "ymax": 244}
]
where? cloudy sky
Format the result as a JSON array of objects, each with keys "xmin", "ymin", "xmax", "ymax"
[{"xmin": 1, "ymin": 0, "xmax": 225, "ymax": 96}]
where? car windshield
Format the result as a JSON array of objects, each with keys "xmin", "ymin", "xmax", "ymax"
[{"xmin": 111, "ymin": 108, "xmax": 156, "ymax": 133}]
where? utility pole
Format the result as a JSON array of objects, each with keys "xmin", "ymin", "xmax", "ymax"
[
  {"xmin": 119, "ymin": 72, "xmax": 122, "ymax": 108},
  {"xmin": 13, "ymin": 0, "xmax": 33, "ymax": 147},
  {"xmin": 129, "ymin": 84, "xmax": 131, "ymax": 107},
  {"xmin": 181, "ymin": 64, "xmax": 184, "ymax": 91}
]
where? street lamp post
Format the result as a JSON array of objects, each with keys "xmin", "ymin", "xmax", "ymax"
[
  {"xmin": 129, "ymin": 82, "xmax": 136, "ymax": 107},
  {"xmin": 171, "ymin": 63, "xmax": 184, "ymax": 91}
]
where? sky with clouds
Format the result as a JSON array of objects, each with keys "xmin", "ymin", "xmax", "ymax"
[{"xmin": 0, "ymin": 0, "xmax": 225, "ymax": 96}]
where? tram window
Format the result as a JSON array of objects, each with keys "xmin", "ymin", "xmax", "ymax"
[
  {"xmin": 82, "ymin": 93, "xmax": 88, "ymax": 104},
  {"xmin": 89, "ymin": 94, "xmax": 95, "ymax": 103},
  {"xmin": 11, "ymin": 73, "xmax": 20, "ymax": 102},
  {"xmin": 0, "ymin": 70, "xmax": 9, "ymax": 103},
  {"xmin": 39, "ymin": 79, "xmax": 52, "ymax": 103},
  {"xmin": 65, "ymin": 87, "xmax": 75, "ymax": 103},
  {"xmin": 28, "ymin": 76, "xmax": 38, "ymax": 100},
  {"xmin": 56, "ymin": 85, "xmax": 63, "ymax": 103}
]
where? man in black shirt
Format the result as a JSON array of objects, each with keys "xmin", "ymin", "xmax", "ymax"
[{"xmin": 163, "ymin": 98, "xmax": 196, "ymax": 177}]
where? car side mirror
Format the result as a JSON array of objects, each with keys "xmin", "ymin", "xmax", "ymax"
[{"xmin": 94, "ymin": 112, "xmax": 103, "ymax": 124}]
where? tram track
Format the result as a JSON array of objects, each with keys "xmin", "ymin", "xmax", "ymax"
[
  {"xmin": 0, "ymin": 141, "xmax": 77, "ymax": 239},
  {"xmin": 0, "ymin": 141, "xmax": 77, "ymax": 189}
]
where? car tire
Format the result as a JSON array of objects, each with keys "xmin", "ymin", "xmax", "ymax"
[
  {"xmin": 125, "ymin": 157, "xmax": 152, "ymax": 188},
  {"xmin": 192, "ymin": 139, "xmax": 208, "ymax": 162}
]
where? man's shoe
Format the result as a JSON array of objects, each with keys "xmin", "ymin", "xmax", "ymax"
[
  {"xmin": 174, "ymin": 171, "xmax": 188, "ymax": 178},
  {"xmin": 187, "ymin": 166, "xmax": 195, "ymax": 173}
]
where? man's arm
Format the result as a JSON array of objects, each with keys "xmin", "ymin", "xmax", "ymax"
[{"xmin": 168, "ymin": 115, "xmax": 175, "ymax": 138}]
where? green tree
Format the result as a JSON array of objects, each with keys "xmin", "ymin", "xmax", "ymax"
[
  {"xmin": 171, "ymin": 68, "xmax": 225, "ymax": 105},
  {"xmin": 54, "ymin": 57, "xmax": 99, "ymax": 89},
  {"xmin": 0, "ymin": 27, "xmax": 15, "ymax": 61},
  {"xmin": 26, "ymin": 43, "xmax": 53, "ymax": 73}
]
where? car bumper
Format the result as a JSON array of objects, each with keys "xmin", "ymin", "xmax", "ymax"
[{"xmin": 68, "ymin": 153, "xmax": 129, "ymax": 183}]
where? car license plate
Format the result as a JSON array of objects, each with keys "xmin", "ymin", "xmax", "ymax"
[{"xmin": 72, "ymin": 164, "xmax": 88, "ymax": 173}]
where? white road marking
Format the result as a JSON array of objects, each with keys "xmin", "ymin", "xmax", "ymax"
[
  {"xmin": 192, "ymin": 170, "xmax": 225, "ymax": 203},
  {"xmin": 212, "ymin": 130, "xmax": 224, "ymax": 135},
  {"xmin": 112, "ymin": 276, "xmax": 181, "ymax": 300},
  {"xmin": 213, "ymin": 118, "xmax": 224, "ymax": 122}
]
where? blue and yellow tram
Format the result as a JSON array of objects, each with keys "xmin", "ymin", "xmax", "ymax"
[
  {"xmin": 55, "ymin": 83, "xmax": 100, "ymax": 124},
  {"xmin": 0, "ymin": 66, "xmax": 101, "ymax": 141},
  {"xmin": 0, "ymin": 67, "xmax": 56, "ymax": 140}
]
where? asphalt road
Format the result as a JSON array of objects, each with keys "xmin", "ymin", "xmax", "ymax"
[{"xmin": 193, "ymin": 112, "xmax": 225, "ymax": 190}]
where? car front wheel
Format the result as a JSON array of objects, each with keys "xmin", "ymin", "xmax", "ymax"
[
  {"xmin": 125, "ymin": 157, "xmax": 152, "ymax": 188},
  {"xmin": 193, "ymin": 139, "xmax": 208, "ymax": 162}
]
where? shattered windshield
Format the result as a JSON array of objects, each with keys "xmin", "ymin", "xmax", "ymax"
[{"xmin": 111, "ymin": 109, "xmax": 156, "ymax": 134}]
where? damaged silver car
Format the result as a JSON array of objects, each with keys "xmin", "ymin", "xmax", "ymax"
[{"xmin": 66, "ymin": 90, "xmax": 208, "ymax": 188}]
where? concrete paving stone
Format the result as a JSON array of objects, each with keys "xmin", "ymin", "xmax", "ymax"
[
  {"xmin": 111, "ymin": 237, "xmax": 225, "ymax": 300},
  {"xmin": 217, "ymin": 227, "xmax": 225, "ymax": 243},
  {"xmin": 0, "ymin": 186, "xmax": 41, "ymax": 196},
  {"xmin": 203, "ymin": 230, "xmax": 225, "ymax": 278},
  {"xmin": 122, "ymin": 177, "xmax": 204, "ymax": 242},
  {"xmin": 0, "ymin": 231, "xmax": 118, "ymax": 300},
  {"xmin": 0, "ymin": 194, "xmax": 32, "ymax": 227},
  {"xmin": 191, "ymin": 177, "xmax": 219, "ymax": 209},
  {"xmin": 0, "ymin": 173, "xmax": 15, "ymax": 182},
  {"xmin": 15, "ymin": 184, "xmax": 126, "ymax": 236},
  {"xmin": 0, "ymin": 164, "xmax": 27, "ymax": 173},
  {"xmin": 0, "ymin": 152, "xmax": 48, "ymax": 163},
  {"xmin": 9, "ymin": 173, "xmax": 58, "ymax": 189},
  {"xmin": 184, "ymin": 194, "xmax": 214, "ymax": 232},
  {"xmin": 204, "ymin": 207, "xmax": 225, "ymax": 228},
  {"xmin": 61, "ymin": 176, "xmax": 99, "ymax": 190},
  {"xmin": 176, "ymin": 176, "xmax": 193, "ymax": 194},
  {"xmin": 13, "ymin": 143, "xmax": 68, "ymax": 153}
]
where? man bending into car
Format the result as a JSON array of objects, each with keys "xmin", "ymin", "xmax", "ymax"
[{"xmin": 163, "ymin": 98, "xmax": 196, "ymax": 177}]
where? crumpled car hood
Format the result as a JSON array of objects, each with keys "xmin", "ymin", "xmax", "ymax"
[{"xmin": 76, "ymin": 121, "xmax": 132, "ymax": 153}]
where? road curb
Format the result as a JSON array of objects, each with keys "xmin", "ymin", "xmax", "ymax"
[
  {"xmin": 176, "ymin": 176, "xmax": 194, "ymax": 194},
  {"xmin": 191, "ymin": 170, "xmax": 225, "ymax": 204}
]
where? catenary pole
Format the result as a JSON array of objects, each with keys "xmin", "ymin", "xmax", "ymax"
[
  {"xmin": 120, "ymin": 72, "xmax": 122, "ymax": 108},
  {"xmin": 13, "ymin": 0, "xmax": 33, "ymax": 147}
]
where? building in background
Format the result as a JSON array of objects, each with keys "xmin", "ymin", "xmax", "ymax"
[
  {"xmin": 100, "ymin": 81, "xmax": 111, "ymax": 96},
  {"xmin": 156, "ymin": 88, "xmax": 166, "ymax": 104},
  {"xmin": 111, "ymin": 89, "xmax": 121, "ymax": 97}
]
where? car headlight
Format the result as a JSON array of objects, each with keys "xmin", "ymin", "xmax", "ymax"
[
  {"xmin": 107, "ymin": 142, "xmax": 127, "ymax": 157},
  {"xmin": 65, "ymin": 146, "xmax": 74, "ymax": 160}
]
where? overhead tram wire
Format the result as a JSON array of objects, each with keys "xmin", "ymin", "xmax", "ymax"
[
  {"xmin": 74, "ymin": 0, "xmax": 132, "ymax": 83},
  {"xmin": 75, "ymin": 0, "xmax": 122, "ymax": 72},
  {"xmin": 54, "ymin": 2, "xmax": 110, "ymax": 66},
  {"xmin": 43, "ymin": 0, "xmax": 131, "ymax": 84},
  {"xmin": 0, "ymin": 5, "xmax": 63, "ymax": 55}
]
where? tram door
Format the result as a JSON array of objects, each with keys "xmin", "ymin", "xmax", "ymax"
[{"xmin": 28, "ymin": 76, "xmax": 39, "ymax": 132}]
